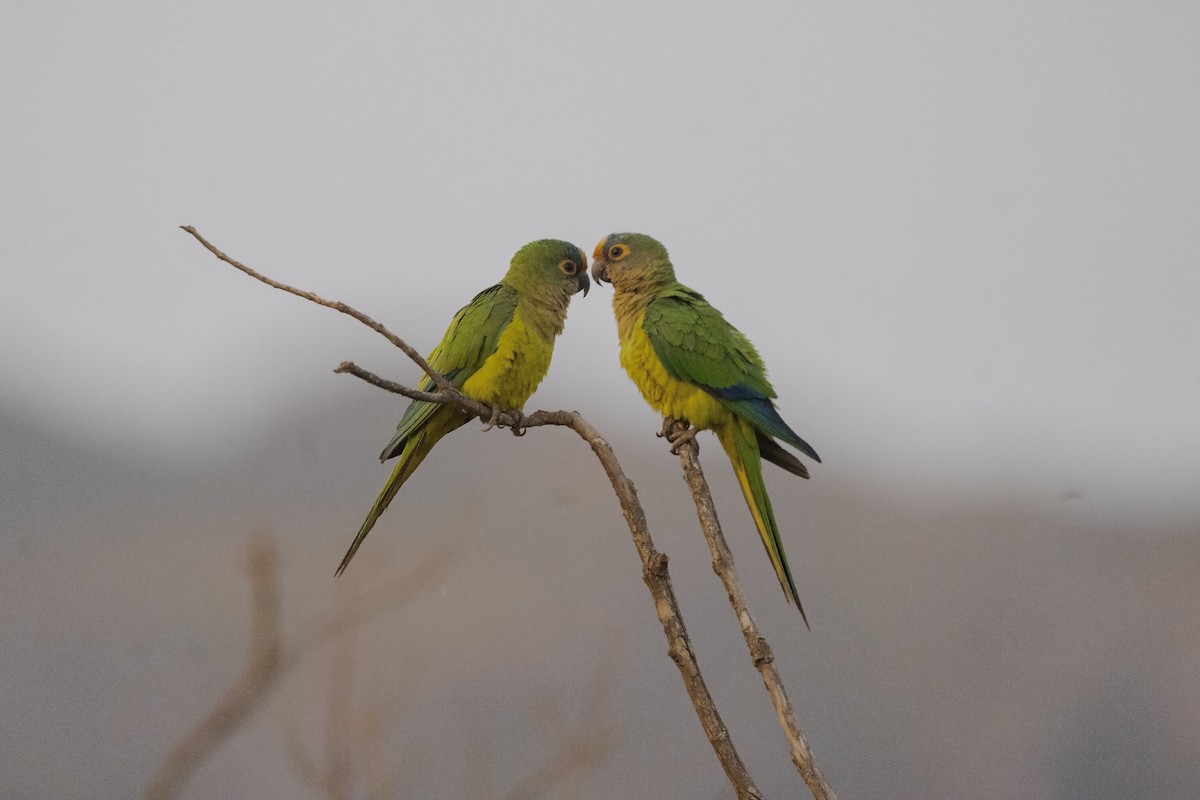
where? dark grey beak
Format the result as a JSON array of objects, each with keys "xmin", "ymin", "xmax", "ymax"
[
  {"xmin": 575, "ymin": 269, "xmax": 591, "ymax": 297},
  {"xmin": 591, "ymin": 260, "xmax": 609, "ymax": 286}
]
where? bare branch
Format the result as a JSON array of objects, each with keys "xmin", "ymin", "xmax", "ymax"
[
  {"xmin": 180, "ymin": 225, "xmax": 454, "ymax": 394},
  {"xmin": 334, "ymin": 361, "xmax": 551, "ymax": 437},
  {"xmin": 179, "ymin": 227, "xmax": 767, "ymax": 799},
  {"xmin": 554, "ymin": 413, "xmax": 764, "ymax": 799},
  {"xmin": 666, "ymin": 418, "xmax": 838, "ymax": 800},
  {"xmin": 334, "ymin": 361, "xmax": 452, "ymax": 406}
]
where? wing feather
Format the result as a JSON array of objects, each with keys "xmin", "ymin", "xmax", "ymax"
[
  {"xmin": 379, "ymin": 284, "xmax": 518, "ymax": 460},
  {"xmin": 643, "ymin": 287, "xmax": 820, "ymax": 463}
]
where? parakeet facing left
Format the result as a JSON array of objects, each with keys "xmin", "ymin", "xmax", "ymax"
[
  {"xmin": 591, "ymin": 233, "xmax": 820, "ymax": 625},
  {"xmin": 336, "ymin": 239, "xmax": 590, "ymax": 576}
]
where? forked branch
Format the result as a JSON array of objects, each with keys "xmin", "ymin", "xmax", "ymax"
[{"xmin": 180, "ymin": 226, "xmax": 765, "ymax": 799}]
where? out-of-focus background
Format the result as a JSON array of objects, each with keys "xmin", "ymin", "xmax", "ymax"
[{"xmin": 3, "ymin": 2, "xmax": 1198, "ymax": 798}]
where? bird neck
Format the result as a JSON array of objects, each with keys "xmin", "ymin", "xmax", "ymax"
[
  {"xmin": 611, "ymin": 277, "xmax": 672, "ymax": 342},
  {"xmin": 512, "ymin": 284, "xmax": 570, "ymax": 340}
]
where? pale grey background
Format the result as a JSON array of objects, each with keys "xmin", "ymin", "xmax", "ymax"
[{"xmin": 3, "ymin": 2, "xmax": 1198, "ymax": 798}]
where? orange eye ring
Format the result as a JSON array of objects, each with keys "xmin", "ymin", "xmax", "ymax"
[
  {"xmin": 558, "ymin": 259, "xmax": 578, "ymax": 275},
  {"xmin": 607, "ymin": 244, "xmax": 628, "ymax": 260}
]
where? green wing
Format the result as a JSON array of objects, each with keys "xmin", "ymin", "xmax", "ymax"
[
  {"xmin": 379, "ymin": 284, "xmax": 517, "ymax": 460},
  {"xmin": 643, "ymin": 286, "xmax": 820, "ymax": 463}
]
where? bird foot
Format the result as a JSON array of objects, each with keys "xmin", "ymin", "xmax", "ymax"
[
  {"xmin": 668, "ymin": 427, "xmax": 699, "ymax": 454},
  {"xmin": 481, "ymin": 403, "xmax": 503, "ymax": 432},
  {"xmin": 503, "ymin": 409, "xmax": 527, "ymax": 437},
  {"xmin": 481, "ymin": 405, "xmax": 526, "ymax": 436},
  {"xmin": 659, "ymin": 417, "xmax": 699, "ymax": 454}
]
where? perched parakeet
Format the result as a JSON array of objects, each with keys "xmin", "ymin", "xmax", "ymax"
[
  {"xmin": 336, "ymin": 239, "xmax": 590, "ymax": 575},
  {"xmin": 590, "ymin": 233, "xmax": 820, "ymax": 624}
]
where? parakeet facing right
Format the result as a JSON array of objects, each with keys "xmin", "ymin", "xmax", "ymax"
[
  {"xmin": 591, "ymin": 233, "xmax": 820, "ymax": 625},
  {"xmin": 336, "ymin": 238, "xmax": 590, "ymax": 576}
]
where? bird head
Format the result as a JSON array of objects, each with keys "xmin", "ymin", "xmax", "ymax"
[
  {"xmin": 590, "ymin": 233, "xmax": 674, "ymax": 291},
  {"xmin": 508, "ymin": 239, "xmax": 590, "ymax": 300}
]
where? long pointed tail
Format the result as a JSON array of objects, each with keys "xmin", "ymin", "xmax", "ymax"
[
  {"xmin": 718, "ymin": 419, "xmax": 809, "ymax": 628},
  {"xmin": 335, "ymin": 418, "xmax": 454, "ymax": 576}
]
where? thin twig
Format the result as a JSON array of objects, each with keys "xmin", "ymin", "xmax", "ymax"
[
  {"xmin": 333, "ymin": 362, "xmax": 451, "ymax": 406},
  {"xmin": 332, "ymin": 361, "xmax": 523, "ymax": 434},
  {"xmin": 180, "ymin": 226, "xmax": 766, "ymax": 799},
  {"xmin": 666, "ymin": 419, "xmax": 838, "ymax": 800},
  {"xmin": 180, "ymin": 225, "xmax": 454, "ymax": 394}
]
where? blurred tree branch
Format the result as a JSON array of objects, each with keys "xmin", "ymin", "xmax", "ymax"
[
  {"xmin": 141, "ymin": 531, "xmax": 282, "ymax": 800},
  {"xmin": 141, "ymin": 531, "xmax": 449, "ymax": 800},
  {"xmin": 273, "ymin": 589, "xmax": 422, "ymax": 800},
  {"xmin": 178, "ymin": 225, "xmax": 836, "ymax": 799},
  {"xmin": 496, "ymin": 671, "xmax": 619, "ymax": 800},
  {"xmin": 275, "ymin": 589, "xmax": 359, "ymax": 800},
  {"xmin": 279, "ymin": 617, "xmax": 617, "ymax": 800},
  {"xmin": 666, "ymin": 418, "xmax": 838, "ymax": 800}
]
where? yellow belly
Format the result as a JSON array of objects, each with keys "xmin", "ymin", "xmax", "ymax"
[
  {"xmin": 460, "ymin": 308, "xmax": 553, "ymax": 409},
  {"xmin": 618, "ymin": 309, "xmax": 728, "ymax": 431}
]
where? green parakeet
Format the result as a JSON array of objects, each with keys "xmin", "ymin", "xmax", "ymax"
[
  {"xmin": 590, "ymin": 233, "xmax": 820, "ymax": 624},
  {"xmin": 336, "ymin": 239, "xmax": 590, "ymax": 575}
]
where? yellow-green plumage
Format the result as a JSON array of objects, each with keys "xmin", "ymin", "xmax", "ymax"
[
  {"xmin": 592, "ymin": 233, "xmax": 820, "ymax": 625},
  {"xmin": 459, "ymin": 310, "xmax": 556, "ymax": 407},
  {"xmin": 615, "ymin": 305, "xmax": 731, "ymax": 430},
  {"xmin": 336, "ymin": 239, "xmax": 589, "ymax": 575}
]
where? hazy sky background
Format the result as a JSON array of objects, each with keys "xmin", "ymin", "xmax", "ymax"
[
  {"xmin": 4, "ymin": 1, "xmax": 1197, "ymax": 514},
  {"xmin": 3, "ymin": 3, "xmax": 1200, "ymax": 798}
]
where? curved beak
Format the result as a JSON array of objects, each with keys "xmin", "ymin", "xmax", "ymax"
[
  {"xmin": 575, "ymin": 268, "xmax": 591, "ymax": 297},
  {"xmin": 591, "ymin": 259, "xmax": 609, "ymax": 286}
]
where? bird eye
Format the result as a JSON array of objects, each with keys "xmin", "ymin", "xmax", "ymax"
[
  {"xmin": 559, "ymin": 259, "xmax": 578, "ymax": 275},
  {"xmin": 608, "ymin": 244, "xmax": 628, "ymax": 260}
]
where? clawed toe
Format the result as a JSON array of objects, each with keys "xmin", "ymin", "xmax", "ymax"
[
  {"xmin": 505, "ymin": 409, "xmax": 527, "ymax": 437},
  {"xmin": 482, "ymin": 405, "xmax": 526, "ymax": 436},
  {"xmin": 660, "ymin": 417, "xmax": 698, "ymax": 454},
  {"xmin": 668, "ymin": 427, "xmax": 699, "ymax": 454},
  {"xmin": 481, "ymin": 403, "xmax": 502, "ymax": 432}
]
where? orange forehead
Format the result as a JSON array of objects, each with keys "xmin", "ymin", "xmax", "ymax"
[{"xmin": 593, "ymin": 238, "xmax": 608, "ymax": 260}]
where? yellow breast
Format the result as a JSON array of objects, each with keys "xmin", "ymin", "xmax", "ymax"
[
  {"xmin": 618, "ymin": 307, "xmax": 727, "ymax": 431},
  {"xmin": 460, "ymin": 308, "xmax": 553, "ymax": 410}
]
